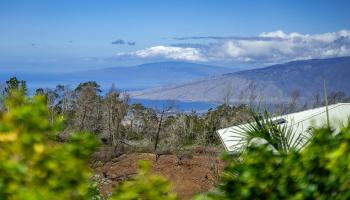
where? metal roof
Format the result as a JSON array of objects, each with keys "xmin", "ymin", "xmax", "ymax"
[{"xmin": 217, "ymin": 103, "xmax": 350, "ymax": 152}]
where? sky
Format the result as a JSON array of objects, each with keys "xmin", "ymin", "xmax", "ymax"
[{"xmin": 0, "ymin": 0, "xmax": 350, "ymax": 73}]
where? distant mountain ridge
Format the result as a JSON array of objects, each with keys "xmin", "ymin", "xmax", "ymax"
[
  {"xmin": 0, "ymin": 61, "xmax": 239, "ymax": 90},
  {"xmin": 63, "ymin": 62, "xmax": 237, "ymax": 90},
  {"xmin": 132, "ymin": 56, "xmax": 350, "ymax": 104}
]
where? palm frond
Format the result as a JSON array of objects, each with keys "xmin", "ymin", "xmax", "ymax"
[{"xmin": 227, "ymin": 109, "xmax": 312, "ymax": 154}]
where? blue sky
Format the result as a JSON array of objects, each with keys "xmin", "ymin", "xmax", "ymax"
[{"xmin": 1, "ymin": 0, "xmax": 350, "ymax": 72}]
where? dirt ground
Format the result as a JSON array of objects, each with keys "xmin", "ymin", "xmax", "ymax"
[{"xmin": 92, "ymin": 152, "xmax": 225, "ymax": 200}]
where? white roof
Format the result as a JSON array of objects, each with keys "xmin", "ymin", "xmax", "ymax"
[{"xmin": 217, "ymin": 103, "xmax": 350, "ymax": 152}]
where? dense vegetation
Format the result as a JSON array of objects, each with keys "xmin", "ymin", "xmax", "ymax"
[
  {"xmin": 2, "ymin": 77, "xmax": 348, "ymax": 154},
  {"xmin": 0, "ymin": 88, "xmax": 177, "ymax": 200},
  {"xmin": 0, "ymin": 77, "xmax": 257, "ymax": 155},
  {"xmin": 202, "ymin": 122, "xmax": 350, "ymax": 199},
  {"xmin": 1, "ymin": 77, "xmax": 350, "ymax": 199}
]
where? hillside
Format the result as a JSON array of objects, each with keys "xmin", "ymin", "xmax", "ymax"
[
  {"xmin": 0, "ymin": 62, "xmax": 238, "ymax": 91},
  {"xmin": 132, "ymin": 56, "xmax": 350, "ymax": 104}
]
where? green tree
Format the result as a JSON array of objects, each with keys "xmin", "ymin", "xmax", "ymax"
[
  {"xmin": 203, "ymin": 104, "xmax": 250, "ymax": 145},
  {"xmin": 35, "ymin": 88, "xmax": 60, "ymax": 124},
  {"xmin": 0, "ymin": 84, "xmax": 5, "ymax": 111},
  {"xmin": 103, "ymin": 85, "xmax": 129, "ymax": 146},
  {"xmin": 4, "ymin": 77, "xmax": 27, "ymax": 95},
  {"xmin": 0, "ymin": 91, "xmax": 99, "ymax": 200},
  {"xmin": 74, "ymin": 82, "xmax": 103, "ymax": 133},
  {"xmin": 75, "ymin": 81, "xmax": 102, "ymax": 93}
]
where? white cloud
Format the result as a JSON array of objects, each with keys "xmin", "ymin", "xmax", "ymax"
[
  {"xmin": 117, "ymin": 30, "xmax": 350, "ymax": 64},
  {"xmin": 117, "ymin": 45, "xmax": 207, "ymax": 62},
  {"xmin": 212, "ymin": 29, "xmax": 350, "ymax": 64},
  {"xmin": 259, "ymin": 30, "xmax": 306, "ymax": 39}
]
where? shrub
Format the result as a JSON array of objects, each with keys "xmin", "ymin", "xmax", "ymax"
[
  {"xmin": 0, "ymin": 91, "xmax": 179, "ymax": 200},
  {"xmin": 0, "ymin": 91, "xmax": 99, "ymax": 200},
  {"xmin": 202, "ymin": 120, "xmax": 350, "ymax": 199},
  {"xmin": 111, "ymin": 160, "xmax": 178, "ymax": 200}
]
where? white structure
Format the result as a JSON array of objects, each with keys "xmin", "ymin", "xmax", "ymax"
[{"xmin": 217, "ymin": 103, "xmax": 350, "ymax": 152}]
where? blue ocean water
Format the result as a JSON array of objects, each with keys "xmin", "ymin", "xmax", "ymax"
[
  {"xmin": 130, "ymin": 99, "xmax": 217, "ymax": 113},
  {"xmin": 0, "ymin": 75, "xmax": 217, "ymax": 113}
]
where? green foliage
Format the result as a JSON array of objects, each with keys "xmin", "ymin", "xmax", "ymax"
[
  {"xmin": 0, "ymin": 90, "xmax": 179, "ymax": 200},
  {"xmin": 203, "ymin": 104, "xmax": 250, "ymax": 145},
  {"xmin": 235, "ymin": 110, "xmax": 311, "ymax": 153},
  {"xmin": 182, "ymin": 114, "xmax": 205, "ymax": 145},
  {"xmin": 0, "ymin": 84, "xmax": 6, "ymax": 110},
  {"xmin": 0, "ymin": 91, "xmax": 99, "ymax": 200},
  {"xmin": 203, "ymin": 120, "xmax": 350, "ymax": 199},
  {"xmin": 111, "ymin": 160, "xmax": 178, "ymax": 200},
  {"xmin": 125, "ymin": 131, "xmax": 144, "ymax": 140},
  {"xmin": 88, "ymin": 182, "xmax": 104, "ymax": 200},
  {"xmin": 5, "ymin": 77, "xmax": 27, "ymax": 95},
  {"xmin": 76, "ymin": 81, "xmax": 102, "ymax": 93}
]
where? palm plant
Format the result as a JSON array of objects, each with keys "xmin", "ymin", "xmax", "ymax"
[{"xmin": 228, "ymin": 109, "xmax": 312, "ymax": 154}]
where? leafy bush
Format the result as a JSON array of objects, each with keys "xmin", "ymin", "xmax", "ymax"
[
  {"xmin": 0, "ymin": 91, "xmax": 178, "ymax": 200},
  {"xmin": 203, "ymin": 120, "xmax": 350, "ymax": 199},
  {"xmin": 0, "ymin": 91, "xmax": 99, "ymax": 200},
  {"xmin": 111, "ymin": 160, "xmax": 178, "ymax": 200}
]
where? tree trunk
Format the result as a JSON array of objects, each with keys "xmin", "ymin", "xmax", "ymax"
[{"xmin": 154, "ymin": 111, "xmax": 164, "ymax": 152}]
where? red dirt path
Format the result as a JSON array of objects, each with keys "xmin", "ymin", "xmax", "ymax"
[{"xmin": 93, "ymin": 153, "xmax": 225, "ymax": 200}]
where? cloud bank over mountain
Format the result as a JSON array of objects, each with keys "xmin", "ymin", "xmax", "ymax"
[
  {"xmin": 117, "ymin": 46, "xmax": 207, "ymax": 62},
  {"xmin": 117, "ymin": 30, "xmax": 350, "ymax": 65}
]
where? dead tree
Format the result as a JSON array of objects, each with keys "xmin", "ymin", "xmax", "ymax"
[
  {"xmin": 104, "ymin": 86, "xmax": 129, "ymax": 147},
  {"xmin": 287, "ymin": 89, "xmax": 301, "ymax": 113},
  {"xmin": 154, "ymin": 101, "xmax": 174, "ymax": 153},
  {"xmin": 222, "ymin": 82, "xmax": 234, "ymax": 106}
]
